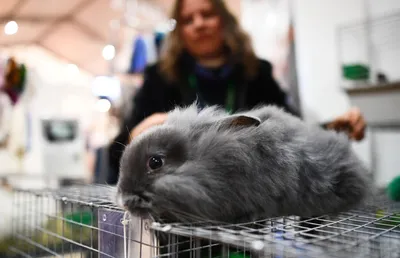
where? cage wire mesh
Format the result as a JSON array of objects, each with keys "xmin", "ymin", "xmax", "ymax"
[
  {"xmin": 7, "ymin": 184, "xmax": 400, "ymax": 258},
  {"xmin": 337, "ymin": 10, "xmax": 400, "ymax": 88}
]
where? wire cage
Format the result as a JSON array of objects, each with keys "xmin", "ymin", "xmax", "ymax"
[
  {"xmin": 6, "ymin": 184, "xmax": 400, "ymax": 258},
  {"xmin": 337, "ymin": 10, "xmax": 400, "ymax": 89}
]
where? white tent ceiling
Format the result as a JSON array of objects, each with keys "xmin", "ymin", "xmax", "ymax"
[
  {"xmin": 0, "ymin": 0, "xmax": 174, "ymax": 76},
  {"xmin": 0, "ymin": 0, "xmax": 241, "ymax": 76}
]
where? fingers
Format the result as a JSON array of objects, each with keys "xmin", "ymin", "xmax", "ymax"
[
  {"xmin": 152, "ymin": 113, "xmax": 169, "ymax": 124},
  {"xmin": 129, "ymin": 113, "xmax": 168, "ymax": 141},
  {"xmin": 327, "ymin": 109, "xmax": 354, "ymax": 129},
  {"xmin": 352, "ymin": 120, "xmax": 365, "ymax": 141},
  {"xmin": 350, "ymin": 109, "xmax": 366, "ymax": 141},
  {"xmin": 326, "ymin": 115, "xmax": 351, "ymax": 133},
  {"xmin": 328, "ymin": 107, "xmax": 366, "ymax": 141},
  {"xmin": 349, "ymin": 107, "xmax": 361, "ymax": 125},
  {"xmin": 346, "ymin": 108, "xmax": 365, "ymax": 141}
]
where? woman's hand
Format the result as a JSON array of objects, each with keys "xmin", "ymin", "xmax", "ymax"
[
  {"xmin": 327, "ymin": 107, "xmax": 366, "ymax": 141},
  {"xmin": 129, "ymin": 113, "xmax": 168, "ymax": 141}
]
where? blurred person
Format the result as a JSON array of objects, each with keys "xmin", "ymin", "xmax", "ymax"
[{"xmin": 107, "ymin": 0, "xmax": 366, "ymax": 184}]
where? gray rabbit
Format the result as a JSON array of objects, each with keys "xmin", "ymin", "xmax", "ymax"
[{"xmin": 116, "ymin": 103, "xmax": 371, "ymax": 224}]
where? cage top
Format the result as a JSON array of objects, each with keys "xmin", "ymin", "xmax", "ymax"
[
  {"xmin": 11, "ymin": 184, "xmax": 400, "ymax": 258},
  {"xmin": 14, "ymin": 183, "xmax": 122, "ymax": 211},
  {"xmin": 149, "ymin": 195, "xmax": 400, "ymax": 257}
]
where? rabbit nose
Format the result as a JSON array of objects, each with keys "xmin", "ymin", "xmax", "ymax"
[{"xmin": 122, "ymin": 194, "xmax": 152, "ymax": 210}]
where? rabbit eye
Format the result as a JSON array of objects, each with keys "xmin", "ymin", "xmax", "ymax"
[{"xmin": 147, "ymin": 156, "xmax": 164, "ymax": 171}]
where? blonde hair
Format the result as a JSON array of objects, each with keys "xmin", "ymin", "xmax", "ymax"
[{"xmin": 159, "ymin": 0, "xmax": 259, "ymax": 82}]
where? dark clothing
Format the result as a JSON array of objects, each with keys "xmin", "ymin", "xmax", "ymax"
[{"xmin": 107, "ymin": 58, "xmax": 300, "ymax": 184}]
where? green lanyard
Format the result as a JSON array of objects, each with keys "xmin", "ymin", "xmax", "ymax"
[{"xmin": 188, "ymin": 74, "xmax": 235, "ymax": 114}]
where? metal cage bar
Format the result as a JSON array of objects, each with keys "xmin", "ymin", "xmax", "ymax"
[{"xmin": 7, "ymin": 184, "xmax": 400, "ymax": 258}]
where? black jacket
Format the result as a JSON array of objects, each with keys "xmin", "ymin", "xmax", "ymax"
[{"xmin": 107, "ymin": 58, "xmax": 300, "ymax": 184}]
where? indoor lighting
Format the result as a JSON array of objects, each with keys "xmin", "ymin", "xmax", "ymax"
[
  {"xmin": 95, "ymin": 98, "xmax": 111, "ymax": 113},
  {"xmin": 67, "ymin": 64, "xmax": 80, "ymax": 75},
  {"xmin": 4, "ymin": 21, "xmax": 18, "ymax": 35},
  {"xmin": 155, "ymin": 19, "xmax": 177, "ymax": 33},
  {"xmin": 102, "ymin": 44, "xmax": 115, "ymax": 61},
  {"xmin": 168, "ymin": 19, "xmax": 177, "ymax": 31},
  {"xmin": 91, "ymin": 76, "xmax": 121, "ymax": 101}
]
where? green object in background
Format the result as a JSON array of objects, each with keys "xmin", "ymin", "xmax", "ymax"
[
  {"xmin": 376, "ymin": 210, "xmax": 400, "ymax": 227},
  {"xmin": 374, "ymin": 176, "xmax": 400, "ymax": 228},
  {"xmin": 211, "ymin": 252, "xmax": 250, "ymax": 258},
  {"xmin": 0, "ymin": 212, "xmax": 96, "ymax": 257},
  {"xmin": 65, "ymin": 211, "xmax": 93, "ymax": 226},
  {"xmin": 16, "ymin": 63, "xmax": 27, "ymax": 94},
  {"xmin": 342, "ymin": 64, "xmax": 370, "ymax": 80},
  {"xmin": 387, "ymin": 176, "xmax": 400, "ymax": 201}
]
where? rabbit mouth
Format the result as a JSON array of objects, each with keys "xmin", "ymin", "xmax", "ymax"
[{"xmin": 116, "ymin": 192, "xmax": 153, "ymax": 214}]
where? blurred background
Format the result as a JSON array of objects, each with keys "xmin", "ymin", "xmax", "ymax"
[{"xmin": 0, "ymin": 0, "xmax": 399, "ymax": 246}]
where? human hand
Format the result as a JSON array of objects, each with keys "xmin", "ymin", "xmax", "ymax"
[
  {"xmin": 129, "ymin": 112, "xmax": 168, "ymax": 141},
  {"xmin": 327, "ymin": 107, "xmax": 366, "ymax": 141}
]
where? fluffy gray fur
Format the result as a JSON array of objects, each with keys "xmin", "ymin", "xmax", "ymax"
[{"xmin": 116, "ymin": 103, "xmax": 371, "ymax": 223}]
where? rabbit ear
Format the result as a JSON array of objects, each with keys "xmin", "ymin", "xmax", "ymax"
[{"xmin": 218, "ymin": 115, "xmax": 261, "ymax": 129}]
